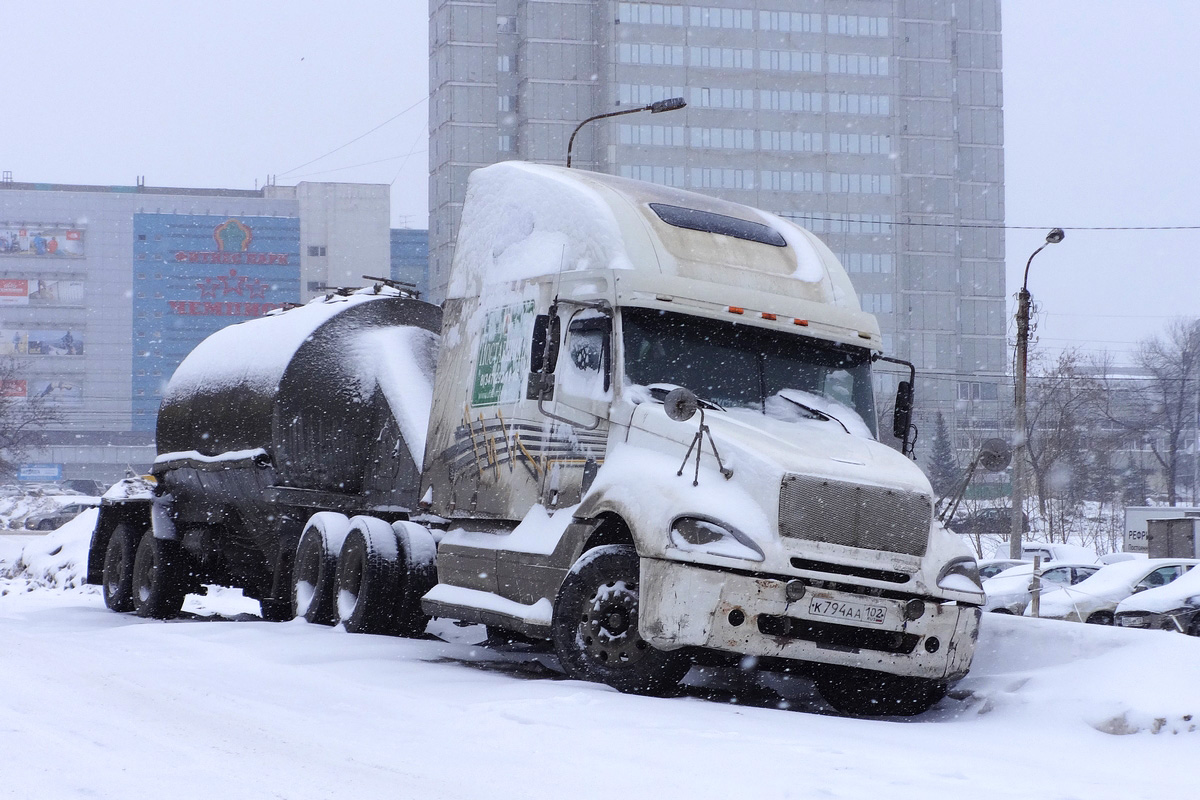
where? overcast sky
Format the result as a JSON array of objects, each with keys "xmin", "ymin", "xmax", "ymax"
[{"xmin": 2, "ymin": 1, "xmax": 1196, "ymax": 365}]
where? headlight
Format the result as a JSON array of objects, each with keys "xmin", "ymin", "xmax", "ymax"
[
  {"xmin": 937, "ymin": 556, "xmax": 984, "ymax": 594},
  {"xmin": 669, "ymin": 515, "xmax": 764, "ymax": 562}
]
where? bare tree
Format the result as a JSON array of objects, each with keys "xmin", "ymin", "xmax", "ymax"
[
  {"xmin": 0, "ymin": 359, "xmax": 63, "ymax": 480},
  {"xmin": 1098, "ymin": 318, "xmax": 1200, "ymax": 506}
]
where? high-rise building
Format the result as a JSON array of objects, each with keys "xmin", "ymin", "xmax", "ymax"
[{"xmin": 429, "ymin": 0, "xmax": 1007, "ymax": 454}]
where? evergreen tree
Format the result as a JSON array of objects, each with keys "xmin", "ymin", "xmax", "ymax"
[{"xmin": 927, "ymin": 412, "xmax": 960, "ymax": 498}]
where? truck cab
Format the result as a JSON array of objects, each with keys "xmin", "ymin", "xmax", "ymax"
[{"xmin": 418, "ymin": 162, "xmax": 983, "ymax": 713}]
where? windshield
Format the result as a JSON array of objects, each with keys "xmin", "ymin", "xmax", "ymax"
[{"xmin": 621, "ymin": 307, "xmax": 878, "ymax": 437}]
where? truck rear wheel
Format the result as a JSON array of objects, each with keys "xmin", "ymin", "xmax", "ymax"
[
  {"xmin": 391, "ymin": 521, "xmax": 437, "ymax": 637},
  {"xmin": 292, "ymin": 512, "xmax": 350, "ymax": 625},
  {"xmin": 551, "ymin": 545, "xmax": 690, "ymax": 695},
  {"xmin": 336, "ymin": 516, "xmax": 403, "ymax": 635},
  {"xmin": 817, "ymin": 668, "xmax": 947, "ymax": 717},
  {"xmin": 132, "ymin": 531, "xmax": 188, "ymax": 619},
  {"xmin": 102, "ymin": 523, "xmax": 140, "ymax": 612}
]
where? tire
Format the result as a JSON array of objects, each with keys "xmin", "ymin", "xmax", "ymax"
[
  {"xmin": 817, "ymin": 668, "xmax": 948, "ymax": 717},
  {"xmin": 259, "ymin": 598, "xmax": 294, "ymax": 622},
  {"xmin": 1086, "ymin": 611, "xmax": 1114, "ymax": 626},
  {"xmin": 102, "ymin": 523, "xmax": 140, "ymax": 613},
  {"xmin": 990, "ymin": 608, "xmax": 1014, "ymax": 615},
  {"xmin": 551, "ymin": 544, "xmax": 690, "ymax": 695},
  {"xmin": 292, "ymin": 512, "xmax": 350, "ymax": 625},
  {"xmin": 336, "ymin": 516, "xmax": 404, "ymax": 635},
  {"xmin": 391, "ymin": 521, "xmax": 437, "ymax": 637},
  {"xmin": 132, "ymin": 531, "xmax": 188, "ymax": 619}
]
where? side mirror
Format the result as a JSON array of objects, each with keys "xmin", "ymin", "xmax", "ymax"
[
  {"xmin": 530, "ymin": 314, "xmax": 561, "ymax": 375},
  {"xmin": 663, "ymin": 387, "xmax": 699, "ymax": 422},
  {"xmin": 892, "ymin": 380, "xmax": 913, "ymax": 440}
]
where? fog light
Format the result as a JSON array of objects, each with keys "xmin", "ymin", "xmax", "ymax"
[
  {"xmin": 785, "ymin": 579, "xmax": 807, "ymax": 602},
  {"xmin": 904, "ymin": 598, "xmax": 926, "ymax": 621},
  {"xmin": 728, "ymin": 608, "xmax": 746, "ymax": 627},
  {"xmin": 924, "ymin": 636, "xmax": 940, "ymax": 653}
]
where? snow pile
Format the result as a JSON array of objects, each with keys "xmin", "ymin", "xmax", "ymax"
[
  {"xmin": 0, "ymin": 509, "xmax": 97, "ymax": 592},
  {"xmin": 957, "ymin": 613, "xmax": 1200, "ymax": 736}
]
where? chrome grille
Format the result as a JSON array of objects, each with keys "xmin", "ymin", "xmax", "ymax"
[{"xmin": 779, "ymin": 474, "xmax": 930, "ymax": 557}]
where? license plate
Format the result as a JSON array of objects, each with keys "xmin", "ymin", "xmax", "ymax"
[{"xmin": 807, "ymin": 596, "xmax": 887, "ymax": 626}]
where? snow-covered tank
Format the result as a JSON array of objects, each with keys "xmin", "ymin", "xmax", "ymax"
[{"xmin": 86, "ymin": 289, "xmax": 440, "ymax": 616}]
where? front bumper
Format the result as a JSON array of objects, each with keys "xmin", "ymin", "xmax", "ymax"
[
  {"xmin": 1116, "ymin": 609, "xmax": 1194, "ymax": 632},
  {"xmin": 639, "ymin": 557, "xmax": 980, "ymax": 681}
]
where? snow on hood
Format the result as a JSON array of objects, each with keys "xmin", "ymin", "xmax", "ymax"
[
  {"xmin": 1116, "ymin": 563, "xmax": 1200, "ymax": 613},
  {"xmin": 448, "ymin": 162, "xmax": 633, "ymax": 298}
]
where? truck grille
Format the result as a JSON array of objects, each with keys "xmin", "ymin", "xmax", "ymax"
[{"xmin": 779, "ymin": 474, "xmax": 930, "ymax": 557}]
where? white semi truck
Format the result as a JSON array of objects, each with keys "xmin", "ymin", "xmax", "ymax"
[{"xmin": 89, "ymin": 162, "xmax": 984, "ymax": 715}]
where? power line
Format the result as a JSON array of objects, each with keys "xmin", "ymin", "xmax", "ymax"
[
  {"xmin": 288, "ymin": 151, "xmax": 428, "ymax": 180},
  {"xmin": 785, "ymin": 214, "xmax": 1200, "ymax": 232},
  {"xmin": 278, "ymin": 95, "xmax": 428, "ymax": 177}
]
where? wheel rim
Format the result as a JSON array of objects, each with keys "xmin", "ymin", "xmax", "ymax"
[
  {"xmin": 135, "ymin": 545, "xmax": 157, "ymax": 605},
  {"xmin": 578, "ymin": 580, "xmax": 652, "ymax": 667}
]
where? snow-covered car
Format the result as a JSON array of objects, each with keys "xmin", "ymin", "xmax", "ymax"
[
  {"xmin": 1114, "ymin": 563, "xmax": 1200, "ymax": 635},
  {"xmin": 1020, "ymin": 542, "xmax": 1098, "ymax": 564},
  {"xmin": 983, "ymin": 562, "xmax": 1101, "ymax": 615},
  {"xmin": 1033, "ymin": 558, "xmax": 1198, "ymax": 624},
  {"xmin": 1098, "ymin": 552, "xmax": 1146, "ymax": 565},
  {"xmin": 24, "ymin": 498, "xmax": 100, "ymax": 531},
  {"xmin": 978, "ymin": 558, "xmax": 1029, "ymax": 581}
]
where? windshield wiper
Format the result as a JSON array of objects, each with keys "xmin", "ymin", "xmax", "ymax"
[
  {"xmin": 647, "ymin": 385, "xmax": 726, "ymax": 412},
  {"xmin": 778, "ymin": 394, "xmax": 850, "ymax": 435}
]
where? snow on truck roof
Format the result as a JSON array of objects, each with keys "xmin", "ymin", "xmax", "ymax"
[{"xmin": 447, "ymin": 161, "xmax": 861, "ymax": 312}]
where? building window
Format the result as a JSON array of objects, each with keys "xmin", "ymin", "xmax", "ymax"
[
  {"xmin": 958, "ymin": 381, "xmax": 999, "ymax": 401},
  {"xmin": 760, "ymin": 90, "xmax": 822, "ymax": 112},
  {"xmin": 828, "ymin": 133, "xmax": 892, "ymax": 154},
  {"xmin": 861, "ymin": 293, "xmax": 893, "ymax": 314},
  {"xmin": 498, "ymin": 95, "xmax": 517, "ymax": 112},
  {"xmin": 689, "ymin": 46, "xmax": 754, "ymax": 69},
  {"xmin": 498, "ymin": 135, "xmax": 514, "ymax": 152},
  {"xmin": 689, "ymin": 168, "xmax": 754, "ymax": 190},
  {"xmin": 759, "ymin": 50, "xmax": 822, "ymax": 73},
  {"xmin": 760, "ymin": 11, "xmax": 821, "ymax": 32},
  {"xmin": 760, "ymin": 130, "xmax": 822, "ymax": 153},
  {"xmin": 307, "ymin": 245, "xmax": 326, "ymax": 257},
  {"xmin": 619, "ymin": 165, "xmax": 685, "ymax": 187},
  {"xmin": 617, "ymin": 2, "xmax": 684, "ymax": 26},
  {"xmin": 840, "ymin": 253, "xmax": 894, "ymax": 274},
  {"xmin": 689, "ymin": 87, "xmax": 753, "ymax": 109},
  {"xmin": 760, "ymin": 171, "xmax": 823, "ymax": 193},
  {"xmin": 497, "ymin": 55, "xmax": 512, "ymax": 72},
  {"xmin": 618, "ymin": 43, "xmax": 685, "ymax": 65},
  {"xmin": 497, "ymin": 15, "xmax": 516, "ymax": 33},
  {"xmin": 829, "ymin": 173, "xmax": 893, "ymax": 194},
  {"xmin": 827, "ymin": 15, "xmax": 889, "ymax": 37},
  {"xmin": 690, "ymin": 127, "xmax": 754, "ymax": 150},
  {"xmin": 619, "ymin": 124, "xmax": 686, "ymax": 146},
  {"xmin": 827, "ymin": 93, "xmax": 891, "ymax": 115},
  {"xmin": 689, "ymin": 6, "xmax": 752, "ymax": 29},
  {"xmin": 618, "ymin": 84, "xmax": 686, "ymax": 106},
  {"xmin": 827, "ymin": 54, "xmax": 889, "ymax": 76}
]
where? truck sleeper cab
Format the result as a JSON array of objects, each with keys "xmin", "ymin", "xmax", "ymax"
[{"xmin": 419, "ymin": 163, "xmax": 983, "ymax": 714}]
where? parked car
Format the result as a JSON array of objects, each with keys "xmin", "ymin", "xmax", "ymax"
[
  {"xmin": 60, "ymin": 479, "xmax": 107, "ymax": 496},
  {"xmin": 983, "ymin": 562, "xmax": 1101, "ymax": 615},
  {"xmin": 23, "ymin": 498, "xmax": 99, "ymax": 531},
  {"xmin": 1033, "ymin": 558, "xmax": 1199, "ymax": 624},
  {"xmin": 978, "ymin": 558, "xmax": 1029, "ymax": 581},
  {"xmin": 1115, "ymin": 563, "xmax": 1200, "ymax": 635},
  {"xmin": 952, "ymin": 507, "xmax": 1029, "ymax": 535},
  {"xmin": 1020, "ymin": 542, "xmax": 1098, "ymax": 564}
]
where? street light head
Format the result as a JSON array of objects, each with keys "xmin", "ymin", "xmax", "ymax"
[
  {"xmin": 648, "ymin": 97, "xmax": 687, "ymax": 113},
  {"xmin": 1045, "ymin": 228, "xmax": 1065, "ymax": 244}
]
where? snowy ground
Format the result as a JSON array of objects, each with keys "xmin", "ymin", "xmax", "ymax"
[{"xmin": 1, "ymin": 514, "xmax": 1195, "ymax": 800}]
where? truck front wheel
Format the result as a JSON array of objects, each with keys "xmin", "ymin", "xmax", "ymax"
[
  {"xmin": 551, "ymin": 545, "xmax": 690, "ymax": 695},
  {"xmin": 102, "ymin": 523, "xmax": 140, "ymax": 612}
]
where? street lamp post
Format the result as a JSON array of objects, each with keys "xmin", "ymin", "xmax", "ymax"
[
  {"xmin": 566, "ymin": 97, "xmax": 687, "ymax": 168},
  {"xmin": 1010, "ymin": 228, "xmax": 1065, "ymax": 559}
]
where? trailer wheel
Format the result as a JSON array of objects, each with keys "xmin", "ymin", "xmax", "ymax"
[
  {"xmin": 132, "ymin": 531, "xmax": 188, "ymax": 619},
  {"xmin": 336, "ymin": 516, "xmax": 403, "ymax": 635},
  {"xmin": 392, "ymin": 521, "xmax": 437, "ymax": 637},
  {"xmin": 102, "ymin": 522, "xmax": 140, "ymax": 613},
  {"xmin": 817, "ymin": 668, "xmax": 947, "ymax": 717},
  {"xmin": 292, "ymin": 512, "xmax": 350, "ymax": 625},
  {"xmin": 551, "ymin": 544, "xmax": 690, "ymax": 695}
]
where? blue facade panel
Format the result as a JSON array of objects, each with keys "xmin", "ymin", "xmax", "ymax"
[
  {"xmin": 131, "ymin": 214, "xmax": 300, "ymax": 430},
  {"xmin": 390, "ymin": 228, "xmax": 430, "ymax": 300}
]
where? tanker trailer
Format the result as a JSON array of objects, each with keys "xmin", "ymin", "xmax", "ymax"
[{"xmin": 86, "ymin": 287, "xmax": 441, "ymax": 622}]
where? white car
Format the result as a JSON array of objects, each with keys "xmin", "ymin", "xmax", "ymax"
[
  {"xmin": 978, "ymin": 558, "xmax": 1029, "ymax": 581},
  {"xmin": 1020, "ymin": 542, "xmax": 1098, "ymax": 564},
  {"xmin": 1033, "ymin": 558, "xmax": 1198, "ymax": 624},
  {"xmin": 983, "ymin": 562, "xmax": 1100, "ymax": 615},
  {"xmin": 1114, "ymin": 563, "xmax": 1200, "ymax": 635}
]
